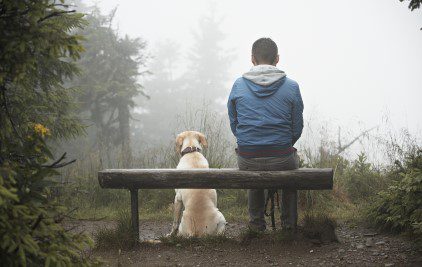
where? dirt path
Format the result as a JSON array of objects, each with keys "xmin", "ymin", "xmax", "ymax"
[{"xmin": 67, "ymin": 220, "xmax": 421, "ymax": 266}]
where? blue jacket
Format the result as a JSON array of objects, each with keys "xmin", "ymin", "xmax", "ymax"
[{"xmin": 227, "ymin": 66, "xmax": 303, "ymax": 157}]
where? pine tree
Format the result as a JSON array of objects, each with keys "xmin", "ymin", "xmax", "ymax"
[
  {"xmin": 0, "ymin": 1, "xmax": 97, "ymax": 265},
  {"xmin": 73, "ymin": 8, "xmax": 148, "ymax": 167},
  {"xmin": 184, "ymin": 11, "xmax": 233, "ymax": 106},
  {"xmin": 135, "ymin": 40, "xmax": 184, "ymax": 145}
]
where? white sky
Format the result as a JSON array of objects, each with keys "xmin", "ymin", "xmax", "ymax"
[{"xmin": 88, "ymin": 0, "xmax": 422, "ymax": 136}]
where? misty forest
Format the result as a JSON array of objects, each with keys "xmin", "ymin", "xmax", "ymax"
[{"xmin": 1, "ymin": 0, "xmax": 421, "ymax": 266}]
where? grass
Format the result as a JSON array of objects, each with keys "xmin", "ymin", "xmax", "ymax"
[
  {"xmin": 69, "ymin": 196, "xmax": 248, "ymax": 223},
  {"xmin": 92, "ymin": 204, "xmax": 340, "ymax": 250},
  {"xmin": 94, "ymin": 210, "xmax": 137, "ymax": 250},
  {"xmin": 158, "ymin": 233, "xmax": 235, "ymax": 247},
  {"xmin": 238, "ymin": 227, "xmax": 299, "ymax": 245},
  {"xmin": 301, "ymin": 211, "xmax": 338, "ymax": 243},
  {"xmin": 73, "ymin": 206, "xmax": 174, "ymax": 221}
]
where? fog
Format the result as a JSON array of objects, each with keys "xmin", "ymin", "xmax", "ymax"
[{"xmin": 83, "ymin": 0, "xmax": 421, "ymax": 163}]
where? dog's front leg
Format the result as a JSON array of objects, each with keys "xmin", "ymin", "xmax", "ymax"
[{"xmin": 170, "ymin": 190, "xmax": 183, "ymax": 236}]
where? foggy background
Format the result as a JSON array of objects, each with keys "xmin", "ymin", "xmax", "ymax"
[{"xmin": 84, "ymin": 0, "xmax": 422, "ymax": 163}]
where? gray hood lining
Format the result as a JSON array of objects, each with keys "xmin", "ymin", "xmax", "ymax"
[{"xmin": 242, "ymin": 65, "xmax": 286, "ymax": 86}]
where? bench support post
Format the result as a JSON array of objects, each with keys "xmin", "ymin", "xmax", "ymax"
[
  {"xmin": 130, "ymin": 189, "xmax": 139, "ymax": 241},
  {"xmin": 281, "ymin": 189, "xmax": 297, "ymax": 232}
]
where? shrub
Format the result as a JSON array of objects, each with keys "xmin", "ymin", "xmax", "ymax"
[
  {"xmin": 367, "ymin": 149, "xmax": 422, "ymax": 248},
  {"xmin": 341, "ymin": 153, "xmax": 388, "ymax": 202}
]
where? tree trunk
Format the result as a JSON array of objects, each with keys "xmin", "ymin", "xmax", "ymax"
[
  {"xmin": 118, "ymin": 104, "xmax": 132, "ymax": 168},
  {"xmin": 93, "ymin": 101, "xmax": 109, "ymax": 168}
]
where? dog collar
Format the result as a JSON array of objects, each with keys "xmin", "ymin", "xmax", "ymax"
[{"xmin": 181, "ymin": 146, "xmax": 201, "ymax": 156}]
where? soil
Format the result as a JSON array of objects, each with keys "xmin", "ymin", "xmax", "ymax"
[{"xmin": 66, "ymin": 220, "xmax": 422, "ymax": 266}]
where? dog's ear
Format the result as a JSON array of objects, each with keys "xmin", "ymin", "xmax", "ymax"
[
  {"xmin": 197, "ymin": 132, "xmax": 208, "ymax": 149},
  {"xmin": 175, "ymin": 132, "xmax": 185, "ymax": 152}
]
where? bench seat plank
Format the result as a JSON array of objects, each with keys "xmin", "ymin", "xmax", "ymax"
[{"xmin": 98, "ymin": 168, "xmax": 333, "ymax": 190}]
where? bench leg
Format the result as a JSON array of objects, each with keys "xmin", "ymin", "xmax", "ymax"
[
  {"xmin": 130, "ymin": 189, "xmax": 139, "ymax": 241},
  {"xmin": 281, "ymin": 189, "xmax": 297, "ymax": 232}
]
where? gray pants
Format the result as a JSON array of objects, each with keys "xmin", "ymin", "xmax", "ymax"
[{"xmin": 237, "ymin": 152, "xmax": 300, "ymax": 230}]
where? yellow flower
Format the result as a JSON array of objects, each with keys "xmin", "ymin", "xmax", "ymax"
[{"xmin": 34, "ymin": 123, "xmax": 50, "ymax": 137}]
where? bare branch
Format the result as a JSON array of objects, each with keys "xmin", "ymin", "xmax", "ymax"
[
  {"xmin": 42, "ymin": 152, "xmax": 76, "ymax": 168},
  {"xmin": 335, "ymin": 126, "xmax": 377, "ymax": 155}
]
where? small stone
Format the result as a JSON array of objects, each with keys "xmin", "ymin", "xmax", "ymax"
[
  {"xmin": 338, "ymin": 249, "xmax": 345, "ymax": 253},
  {"xmin": 310, "ymin": 250, "xmax": 314, "ymax": 253},
  {"xmin": 363, "ymin": 233, "xmax": 377, "ymax": 237},
  {"xmin": 375, "ymin": 241, "xmax": 386, "ymax": 246},
  {"xmin": 365, "ymin": 237, "xmax": 375, "ymax": 247},
  {"xmin": 357, "ymin": 244, "xmax": 364, "ymax": 249}
]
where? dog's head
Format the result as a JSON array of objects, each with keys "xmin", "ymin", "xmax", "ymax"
[{"xmin": 175, "ymin": 131, "xmax": 208, "ymax": 154}]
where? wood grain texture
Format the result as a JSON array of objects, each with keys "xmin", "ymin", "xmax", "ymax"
[{"xmin": 98, "ymin": 168, "xmax": 333, "ymax": 190}]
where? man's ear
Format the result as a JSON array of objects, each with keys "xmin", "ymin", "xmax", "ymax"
[
  {"xmin": 251, "ymin": 55, "xmax": 257, "ymax": 66},
  {"xmin": 197, "ymin": 133, "xmax": 208, "ymax": 149},
  {"xmin": 273, "ymin": 54, "xmax": 279, "ymax": 66},
  {"xmin": 175, "ymin": 132, "xmax": 185, "ymax": 152}
]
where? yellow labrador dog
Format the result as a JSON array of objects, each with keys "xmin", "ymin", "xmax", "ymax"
[{"xmin": 170, "ymin": 131, "xmax": 226, "ymax": 237}]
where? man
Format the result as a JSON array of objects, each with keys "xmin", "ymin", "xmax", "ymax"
[{"xmin": 227, "ymin": 37, "xmax": 304, "ymax": 231}]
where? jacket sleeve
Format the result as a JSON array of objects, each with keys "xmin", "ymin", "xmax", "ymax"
[
  {"xmin": 227, "ymin": 82, "xmax": 238, "ymax": 136},
  {"xmin": 292, "ymin": 84, "xmax": 304, "ymax": 145}
]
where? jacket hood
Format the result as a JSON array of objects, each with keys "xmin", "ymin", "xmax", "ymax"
[{"xmin": 242, "ymin": 65, "xmax": 286, "ymax": 97}]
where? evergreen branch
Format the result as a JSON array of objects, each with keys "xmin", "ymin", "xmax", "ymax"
[
  {"xmin": 1, "ymin": 85, "xmax": 24, "ymax": 142},
  {"xmin": 38, "ymin": 10, "xmax": 76, "ymax": 23},
  {"xmin": 0, "ymin": 7, "xmax": 31, "ymax": 19},
  {"xmin": 31, "ymin": 214, "xmax": 43, "ymax": 231}
]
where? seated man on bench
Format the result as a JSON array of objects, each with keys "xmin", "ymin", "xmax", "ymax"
[{"xmin": 227, "ymin": 37, "xmax": 304, "ymax": 231}]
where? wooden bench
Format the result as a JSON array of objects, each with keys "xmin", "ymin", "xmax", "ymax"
[{"xmin": 98, "ymin": 168, "xmax": 333, "ymax": 240}]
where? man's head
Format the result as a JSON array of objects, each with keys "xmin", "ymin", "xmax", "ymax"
[{"xmin": 251, "ymin": 38, "xmax": 279, "ymax": 66}]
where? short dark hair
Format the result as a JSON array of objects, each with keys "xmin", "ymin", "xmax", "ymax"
[{"xmin": 252, "ymin": 38, "xmax": 278, "ymax": 64}]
